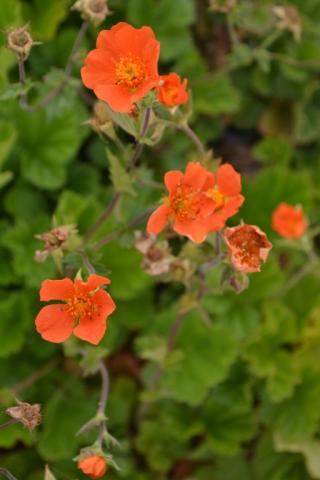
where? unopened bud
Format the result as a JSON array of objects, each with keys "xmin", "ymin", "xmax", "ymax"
[
  {"xmin": 209, "ymin": 0, "xmax": 237, "ymax": 13},
  {"xmin": 73, "ymin": 0, "xmax": 111, "ymax": 27},
  {"xmin": 86, "ymin": 101, "xmax": 115, "ymax": 138},
  {"xmin": 7, "ymin": 26, "xmax": 37, "ymax": 60},
  {"xmin": 134, "ymin": 231, "xmax": 174, "ymax": 276},
  {"xmin": 35, "ymin": 224, "xmax": 78, "ymax": 262},
  {"xmin": 169, "ymin": 258, "xmax": 195, "ymax": 284},
  {"xmin": 6, "ymin": 401, "xmax": 41, "ymax": 432},
  {"xmin": 273, "ymin": 5, "xmax": 302, "ymax": 42}
]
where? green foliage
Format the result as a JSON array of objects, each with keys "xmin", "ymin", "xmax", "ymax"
[{"xmin": 0, "ymin": 0, "xmax": 320, "ymax": 479}]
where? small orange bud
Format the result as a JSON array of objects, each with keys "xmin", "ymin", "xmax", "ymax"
[
  {"xmin": 272, "ymin": 202, "xmax": 307, "ymax": 239},
  {"xmin": 78, "ymin": 455, "xmax": 108, "ymax": 479}
]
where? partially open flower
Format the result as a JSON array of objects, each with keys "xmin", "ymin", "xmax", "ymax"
[
  {"xmin": 78, "ymin": 455, "xmax": 108, "ymax": 479},
  {"xmin": 35, "ymin": 224, "xmax": 78, "ymax": 262},
  {"xmin": 272, "ymin": 202, "xmax": 306, "ymax": 239},
  {"xmin": 209, "ymin": 0, "xmax": 237, "ymax": 13},
  {"xmin": 134, "ymin": 231, "xmax": 174, "ymax": 276},
  {"xmin": 73, "ymin": 0, "xmax": 111, "ymax": 27},
  {"xmin": 224, "ymin": 224, "xmax": 272, "ymax": 273},
  {"xmin": 7, "ymin": 25, "xmax": 36, "ymax": 60},
  {"xmin": 6, "ymin": 401, "xmax": 41, "ymax": 432},
  {"xmin": 273, "ymin": 5, "xmax": 302, "ymax": 42},
  {"xmin": 157, "ymin": 73, "xmax": 189, "ymax": 108}
]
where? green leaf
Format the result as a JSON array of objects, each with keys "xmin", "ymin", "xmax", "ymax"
[
  {"xmin": 0, "ymin": 81, "xmax": 35, "ymax": 102},
  {"xmin": 0, "ymin": 121, "xmax": 16, "ymax": 167},
  {"xmin": 157, "ymin": 310, "xmax": 238, "ymax": 406},
  {"xmin": 274, "ymin": 433, "xmax": 320, "ymax": 479},
  {"xmin": 262, "ymin": 369, "xmax": 320, "ymax": 440},
  {"xmin": 107, "ymin": 150, "xmax": 136, "ymax": 196},
  {"xmin": 0, "ymin": 292, "xmax": 32, "ymax": 358},
  {"xmin": 253, "ymin": 137, "xmax": 294, "ymax": 166},
  {"xmin": 193, "ymin": 74, "xmax": 241, "ymax": 116},
  {"xmin": 38, "ymin": 379, "xmax": 98, "ymax": 461},
  {"xmin": 22, "ymin": 0, "xmax": 71, "ymax": 41},
  {"xmin": 100, "ymin": 241, "xmax": 153, "ymax": 301},
  {"xmin": 12, "ymin": 105, "xmax": 84, "ymax": 190},
  {"xmin": 0, "ymin": 0, "xmax": 22, "ymax": 47}
]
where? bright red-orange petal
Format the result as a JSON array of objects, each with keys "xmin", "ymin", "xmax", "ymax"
[
  {"xmin": 207, "ymin": 213, "xmax": 226, "ymax": 232},
  {"xmin": 96, "ymin": 23, "xmax": 128, "ymax": 49},
  {"xmin": 131, "ymin": 78, "xmax": 160, "ymax": 104},
  {"xmin": 174, "ymin": 220, "xmax": 209, "ymax": 243},
  {"xmin": 217, "ymin": 164, "xmax": 241, "ymax": 196},
  {"xmin": 87, "ymin": 274, "xmax": 111, "ymax": 289},
  {"xmin": 221, "ymin": 194, "xmax": 245, "ymax": 220},
  {"xmin": 94, "ymin": 84, "xmax": 132, "ymax": 112},
  {"xmin": 184, "ymin": 163, "xmax": 210, "ymax": 189},
  {"xmin": 40, "ymin": 278, "xmax": 74, "ymax": 301},
  {"xmin": 35, "ymin": 304, "xmax": 74, "ymax": 343},
  {"xmin": 164, "ymin": 171, "xmax": 184, "ymax": 193},
  {"xmin": 81, "ymin": 50, "xmax": 116, "ymax": 89},
  {"xmin": 73, "ymin": 291, "xmax": 115, "ymax": 345},
  {"xmin": 147, "ymin": 204, "xmax": 170, "ymax": 235}
]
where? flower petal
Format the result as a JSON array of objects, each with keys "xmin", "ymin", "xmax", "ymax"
[
  {"xmin": 94, "ymin": 84, "xmax": 133, "ymax": 112},
  {"xmin": 73, "ymin": 290, "xmax": 115, "ymax": 345},
  {"xmin": 220, "ymin": 194, "xmax": 245, "ymax": 220},
  {"xmin": 164, "ymin": 171, "xmax": 184, "ymax": 193},
  {"xmin": 35, "ymin": 304, "xmax": 74, "ymax": 343},
  {"xmin": 184, "ymin": 163, "xmax": 210, "ymax": 189},
  {"xmin": 174, "ymin": 220, "xmax": 209, "ymax": 243},
  {"xmin": 81, "ymin": 49, "xmax": 117, "ymax": 89},
  {"xmin": 147, "ymin": 204, "xmax": 170, "ymax": 235},
  {"xmin": 217, "ymin": 164, "xmax": 242, "ymax": 196},
  {"xmin": 40, "ymin": 278, "xmax": 74, "ymax": 301}
]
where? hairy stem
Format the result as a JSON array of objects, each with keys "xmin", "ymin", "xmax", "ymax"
[
  {"xmin": 18, "ymin": 20, "xmax": 89, "ymax": 113},
  {"xmin": 97, "ymin": 360, "xmax": 110, "ymax": 447},
  {"xmin": 0, "ymin": 419, "xmax": 19, "ymax": 432},
  {"xmin": 0, "ymin": 468, "xmax": 18, "ymax": 480},
  {"xmin": 83, "ymin": 107, "xmax": 152, "ymax": 245}
]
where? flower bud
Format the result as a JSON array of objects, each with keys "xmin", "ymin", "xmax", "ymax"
[
  {"xmin": 73, "ymin": 0, "xmax": 111, "ymax": 27},
  {"xmin": 273, "ymin": 5, "xmax": 302, "ymax": 42},
  {"xmin": 209, "ymin": 0, "xmax": 237, "ymax": 13},
  {"xmin": 6, "ymin": 401, "xmax": 41, "ymax": 432},
  {"xmin": 87, "ymin": 101, "xmax": 115, "ymax": 138},
  {"xmin": 78, "ymin": 455, "xmax": 108, "ymax": 479},
  {"xmin": 35, "ymin": 224, "xmax": 78, "ymax": 263},
  {"xmin": 7, "ymin": 25, "xmax": 36, "ymax": 60},
  {"xmin": 135, "ymin": 232, "xmax": 174, "ymax": 276}
]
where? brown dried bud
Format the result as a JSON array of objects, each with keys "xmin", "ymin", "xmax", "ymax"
[
  {"xmin": 273, "ymin": 5, "xmax": 302, "ymax": 42},
  {"xmin": 35, "ymin": 224, "xmax": 78, "ymax": 262},
  {"xmin": 7, "ymin": 25, "xmax": 37, "ymax": 60},
  {"xmin": 6, "ymin": 401, "xmax": 41, "ymax": 431},
  {"xmin": 73, "ymin": 0, "xmax": 111, "ymax": 27},
  {"xmin": 209, "ymin": 0, "xmax": 237, "ymax": 13},
  {"xmin": 134, "ymin": 232, "xmax": 174, "ymax": 276}
]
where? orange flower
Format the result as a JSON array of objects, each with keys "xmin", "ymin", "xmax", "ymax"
[
  {"xmin": 224, "ymin": 224, "xmax": 272, "ymax": 273},
  {"xmin": 35, "ymin": 275, "xmax": 116, "ymax": 345},
  {"xmin": 147, "ymin": 162, "xmax": 217, "ymax": 243},
  {"xmin": 81, "ymin": 22, "xmax": 160, "ymax": 112},
  {"xmin": 78, "ymin": 455, "xmax": 108, "ymax": 479},
  {"xmin": 272, "ymin": 202, "xmax": 307, "ymax": 239},
  {"xmin": 157, "ymin": 72, "xmax": 189, "ymax": 108},
  {"xmin": 204, "ymin": 163, "xmax": 245, "ymax": 231}
]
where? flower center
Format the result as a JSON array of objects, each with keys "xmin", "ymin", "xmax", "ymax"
[
  {"xmin": 66, "ymin": 292, "xmax": 94, "ymax": 319},
  {"xmin": 170, "ymin": 185, "xmax": 201, "ymax": 221},
  {"xmin": 115, "ymin": 54, "xmax": 147, "ymax": 89},
  {"xmin": 207, "ymin": 188, "xmax": 225, "ymax": 210}
]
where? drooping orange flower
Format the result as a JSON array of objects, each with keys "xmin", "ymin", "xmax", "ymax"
[
  {"xmin": 78, "ymin": 455, "xmax": 108, "ymax": 479},
  {"xmin": 272, "ymin": 202, "xmax": 307, "ymax": 239},
  {"xmin": 147, "ymin": 162, "xmax": 217, "ymax": 243},
  {"xmin": 81, "ymin": 22, "xmax": 160, "ymax": 112},
  {"xmin": 204, "ymin": 163, "xmax": 245, "ymax": 232},
  {"xmin": 224, "ymin": 224, "xmax": 272, "ymax": 273},
  {"xmin": 35, "ymin": 275, "xmax": 116, "ymax": 345},
  {"xmin": 157, "ymin": 72, "xmax": 189, "ymax": 108}
]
